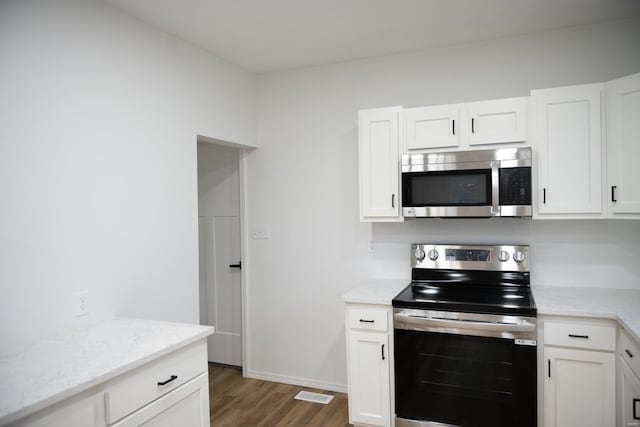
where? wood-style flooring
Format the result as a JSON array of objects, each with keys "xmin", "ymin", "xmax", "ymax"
[{"xmin": 208, "ymin": 364, "xmax": 352, "ymax": 427}]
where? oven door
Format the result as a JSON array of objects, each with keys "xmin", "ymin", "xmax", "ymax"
[
  {"xmin": 401, "ymin": 161, "xmax": 499, "ymax": 218},
  {"xmin": 394, "ymin": 310, "xmax": 537, "ymax": 427}
]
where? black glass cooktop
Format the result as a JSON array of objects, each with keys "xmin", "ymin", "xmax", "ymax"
[{"xmin": 392, "ymin": 269, "xmax": 537, "ymax": 316}]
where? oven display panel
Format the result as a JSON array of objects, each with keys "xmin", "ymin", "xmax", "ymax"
[{"xmin": 445, "ymin": 249, "xmax": 490, "ymax": 262}]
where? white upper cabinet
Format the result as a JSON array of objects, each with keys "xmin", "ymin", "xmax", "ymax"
[
  {"xmin": 531, "ymin": 83, "xmax": 604, "ymax": 218},
  {"xmin": 404, "ymin": 104, "xmax": 460, "ymax": 150},
  {"xmin": 467, "ymin": 97, "xmax": 528, "ymax": 146},
  {"xmin": 606, "ymin": 72, "xmax": 640, "ymax": 217},
  {"xmin": 358, "ymin": 106, "xmax": 403, "ymax": 222},
  {"xmin": 404, "ymin": 96, "xmax": 528, "ymax": 152}
]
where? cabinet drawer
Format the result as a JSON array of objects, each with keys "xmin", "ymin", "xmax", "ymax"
[
  {"xmin": 348, "ymin": 308, "xmax": 388, "ymax": 332},
  {"xmin": 620, "ymin": 330, "xmax": 640, "ymax": 378},
  {"xmin": 544, "ymin": 321, "xmax": 615, "ymax": 351},
  {"xmin": 104, "ymin": 340, "xmax": 207, "ymax": 424}
]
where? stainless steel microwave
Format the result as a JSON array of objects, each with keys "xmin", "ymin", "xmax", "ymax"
[{"xmin": 401, "ymin": 147, "xmax": 532, "ymax": 218}]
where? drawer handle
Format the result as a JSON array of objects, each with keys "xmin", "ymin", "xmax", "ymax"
[
  {"xmin": 157, "ymin": 375, "xmax": 178, "ymax": 386},
  {"xmin": 359, "ymin": 319, "xmax": 375, "ymax": 323},
  {"xmin": 626, "ymin": 349, "xmax": 635, "ymax": 358},
  {"xmin": 568, "ymin": 334, "xmax": 589, "ymax": 339}
]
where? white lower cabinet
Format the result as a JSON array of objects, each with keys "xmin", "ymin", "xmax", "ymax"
[
  {"xmin": 544, "ymin": 347, "xmax": 615, "ymax": 427},
  {"xmin": 542, "ymin": 318, "xmax": 616, "ymax": 427},
  {"xmin": 619, "ymin": 329, "xmax": 640, "ymax": 427},
  {"xmin": 620, "ymin": 358, "xmax": 640, "ymax": 427},
  {"xmin": 111, "ymin": 373, "xmax": 209, "ymax": 427},
  {"xmin": 13, "ymin": 340, "xmax": 209, "ymax": 427},
  {"xmin": 345, "ymin": 305, "xmax": 392, "ymax": 427}
]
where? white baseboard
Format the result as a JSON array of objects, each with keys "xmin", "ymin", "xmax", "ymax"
[{"xmin": 245, "ymin": 369, "xmax": 348, "ymax": 394}]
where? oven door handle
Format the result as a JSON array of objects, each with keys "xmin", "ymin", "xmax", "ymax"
[{"xmin": 394, "ymin": 313, "xmax": 536, "ymax": 333}]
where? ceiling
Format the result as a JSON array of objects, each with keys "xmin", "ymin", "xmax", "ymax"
[{"xmin": 105, "ymin": 0, "xmax": 640, "ymax": 73}]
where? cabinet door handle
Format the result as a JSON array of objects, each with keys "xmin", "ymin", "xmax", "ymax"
[
  {"xmin": 381, "ymin": 344, "xmax": 385, "ymax": 361},
  {"xmin": 229, "ymin": 262, "xmax": 242, "ymax": 269},
  {"xmin": 634, "ymin": 398, "xmax": 640, "ymax": 420},
  {"xmin": 626, "ymin": 349, "xmax": 634, "ymax": 358},
  {"xmin": 157, "ymin": 375, "xmax": 178, "ymax": 386},
  {"xmin": 471, "ymin": 118, "xmax": 475, "ymax": 133},
  {"xmin": 452, "ymin": 119, "xmax": 455, "ymax": 135},
  {"xmin": 568, "ymin": 334, "xmax": 589, "ymax": 339},
  {"xmin": 359, "ymin": 319, "xmax": 375, "ymax": 323},
  {"xmin": 543, "ymin": 188, "xmax": 546, "ymax": 204},
  {"xmin": 391, "ymin": 194, "xmax": 395, "ymax": 208},
  {"xmin": 547, "ymin": 359, "xmax": 551, "ymax": 378},
  {"xmin": 612, "ymin": 186, "xmax": 617, "ymax": 203}
]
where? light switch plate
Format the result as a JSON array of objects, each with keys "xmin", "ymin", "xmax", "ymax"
[{"xmin": 252, "ymin": 224, "xmax": 271, "ymax": 240}]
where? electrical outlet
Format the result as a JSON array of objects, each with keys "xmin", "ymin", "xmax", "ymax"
[{"xmin": 76, "ymin": 291, "xmax": 89, "ymax": 316}]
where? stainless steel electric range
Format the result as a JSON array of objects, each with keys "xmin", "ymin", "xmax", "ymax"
[{"xmin": 392, "ymin": 244, "xmax": 537, "ymax": 427}]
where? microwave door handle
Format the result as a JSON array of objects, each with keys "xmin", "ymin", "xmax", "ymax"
[{"xmin": 491, "ymin": 161, "xmax": 500, "ymax": 216}]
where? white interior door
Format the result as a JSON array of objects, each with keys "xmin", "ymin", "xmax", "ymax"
[
  {"xmin": 197, "ymin": 142, "xmax": 242, "ymax": 366},
  {"xmin": 206, "ymin": 216, "xmax": 242, "ymax": 366}
]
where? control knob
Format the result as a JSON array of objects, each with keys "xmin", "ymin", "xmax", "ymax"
[
  {"xmin": 414, "ymin": 247, "xmax": 425, "ymax": 261},
  {"xmin": 513, "ymin": 250, "xmax": 526, "ymax": 263},
  {"xmin": 497, "ymin": 250, "xmax": 510, "ymax": 262},
  {"xmin": 427, "ymin": 249, "xmax": 439, "ymax": 261}
]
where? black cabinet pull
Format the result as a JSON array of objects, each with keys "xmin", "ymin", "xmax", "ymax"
[
  {"xmin": 612, "ymin": 186, "xmax": 617, "ymax": 203},
  {"xmin": 381, "ymin": 344, "xmax": 385, "ymax": 360},
  {"xmin": 391, "ymin": 194, "xmax": 395, "ymax": 208},
  {"xmin": 157, "ymin": 375, "xmax": 178, "ymax": 386},
  {"xmin": 634, "ymin": 398, "xmax": 640, "ymax": 420},
  {"xmin": 452, "ymin": 119, "xmax": 455, "ymax": 135},
  {"xmin": 359, "ymin": 319, "xmax": 375, "ymax": 323},
  {"xmin": 229, "ymin": 262, "xmax": 241, "ymax": 269},
  {"xmin": 548, "ymin": 359, "xmax": 551, "ymax": 378},
  {"xmin": 568, "ymin": 334, "xmax": 589, "ymax": 339},
  {"xmin": 626, "ymin": 349, "xmax": 634, "ymax": 358},
  {"xmin": 543, "ymin": 188, "xmax": 546, "ymax": 204},
  {"xmin": 471, "ymin": 118, "xmax": 475, "ymax": 133}
]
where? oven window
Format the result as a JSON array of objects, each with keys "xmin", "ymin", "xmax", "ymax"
[
  {"xmin": 394, "ymin": 329, "xmax": 536, "ymax": 427},
  {"xmin": 402, "ymin": 170, "xmax": 491, "ymax": 207}
]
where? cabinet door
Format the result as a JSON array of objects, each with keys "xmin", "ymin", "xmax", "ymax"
[
  {"xmin": 347, "ymin": 330, "xmax": 390, "ymax": 427},
  {"xmin": 544, "ymin": 347, "xmax": 615, "ymax": 427},
  {"xmin": 112, "ymin": 373, "xmax": 209, "ymax": 427},
  {"xmin": 620, "ymin": 358, "xmax": 640, "ymax": 427},
  {"xmin": 607, "ymin": 72, "xmax": 640, "ymax": 216},
  {"xmin": 532, "ymin": 84, "xmax": 603, "ymax": 216},
  {"xmin": 404, "ymin": 105, "xmax": 459, "ymax": 150},
  {"xmin": 358, "ymin": 107, "xmax": 402, "ymax": 221},
  {"xmin": 467, "ymin": 97, "xmax": 528, "ymax": 146}
]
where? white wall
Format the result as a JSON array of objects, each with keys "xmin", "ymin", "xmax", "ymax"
[
  {"xmin": 0, "ymin": 0, "xmax": 255, "ymax": 348},
  {"xmin": 248, "ymin": 18, "xmax": 640, "ymax": 390}
]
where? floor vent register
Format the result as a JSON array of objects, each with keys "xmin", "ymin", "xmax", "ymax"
[{"xmin": 293, "ymin": 390, "xmax": 334, "ymax": 404}]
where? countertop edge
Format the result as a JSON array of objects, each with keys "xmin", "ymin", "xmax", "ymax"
[{"xmin": 0, "ymin": 325, "xmax": 214, "ymax": 427}]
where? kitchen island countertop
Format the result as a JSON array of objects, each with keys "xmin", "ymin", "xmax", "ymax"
[{"xmin": 0, "ymin": 318, "xmax": 214, "ymax": 426}]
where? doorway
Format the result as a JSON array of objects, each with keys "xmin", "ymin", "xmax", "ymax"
[{"xmin": 197, "ymin": 141, "xmax": 243, "ymax": 366}]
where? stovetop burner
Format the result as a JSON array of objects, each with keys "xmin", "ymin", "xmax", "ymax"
[{"xmin": 392, "ymin": 244, "xmax": 537, "ymax": 317}]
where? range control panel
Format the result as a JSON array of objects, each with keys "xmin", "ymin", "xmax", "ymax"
[{"xmin": 412, "ymin": 244, "xmax": 529, "ymax": 272}]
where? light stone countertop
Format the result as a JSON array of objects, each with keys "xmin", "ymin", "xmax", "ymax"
[
  {"xmin": 341, "ymin": 279, "xmax": 409, "ymax": 305},
  {"xmin": 531, "ymin": 286, "xmax": 640, "ymax": 342},
  {"xmin": 341, "ymin": 281, "xmax": 640, "ymax": 343},
  {"xmin": 0, "ymin": 318, "xmax": 214, "ymax": 426}
]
